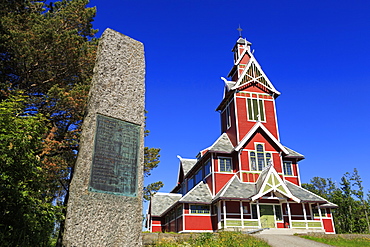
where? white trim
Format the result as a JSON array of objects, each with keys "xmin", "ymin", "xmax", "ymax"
[
  {"xmin": 296, "ymin": 162, "xmax": 302, "ymax": 186},
  {"xmin": 212, "ymin": 153, "xmax": 215, "ymax": 196},
  {"xmin": 223, "ymin": 201, "xmax": 226, "ymax": 228},
  {"xmin": 285, "ymin": 180, "xmax": 328, "ymax": 202},
  {"xmin": 251, "ymin": 166, "xmax": 300, "ymax": 202},
  {"xmin": 245, "ymin": 94, "xmax": 267, "ymax": 123},
  {"xmin": 272, "ymin": 96, "xmax": 280, "ymax": 141},
  {"xmin": 234, "ymin": 122, "xmax": 289, "ymax": 154},
  {"xmin": 234, "ymin": 93, "xmax": 240, "ymax": 143},
  {"xmin": 318, "ymin": 203, "xmax": 324, "ymax": 231},
  {"xmin": 217, "ymin": 175, "xmax": 238, "ymax": 198},
  {"xmin": 240, "ymin": 201, "xmax": 243, "ymax": 229},
  {"xmin": 283, "ymin": 161, "xmax": 293, "ymax": 176},
  {"xmin": 287, "ymin": 201, "xmax": 292, "ymax": 228},
  {"xmin": 302, "ymin": 203, "xmax": 308, "ymax": 229},
  {"xmin": 234, "ymin": 43, "xmax": 249, "ymax": 66},
  {"xmin": 178, "ymin": 230, "xmax": 214, "ymax": 233},
  {"xmin": 330, "ymin": 208, "xmax": 336, "ymax": 234},
  {"xmin": 231, "ymin": 56, "xmax": 280, "ymax": 95}
]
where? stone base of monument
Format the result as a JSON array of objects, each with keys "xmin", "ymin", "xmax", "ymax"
[{"xmin": 63, "ymin": 28, "xmax": 145, "ymax": 246}]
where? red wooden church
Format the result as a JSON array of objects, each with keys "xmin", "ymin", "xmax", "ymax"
[{"xmin": 147, "ymin": 34, "xmax": 337, "ymax": 234}]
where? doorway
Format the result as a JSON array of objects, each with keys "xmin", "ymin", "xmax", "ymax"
[{"xmin": 260, "ymin": 205, "xmax": 275, "ymax": 228}]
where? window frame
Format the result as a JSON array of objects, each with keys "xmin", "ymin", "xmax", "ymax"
[
  {"xmin": 246, "ymin": 94, "xmax": 265, "ymax": 122},
  {"xmin": 190, "ymin": 204, "xmax": 211, "ymax": 215},
  {"xmin": 250, "ymin": 143, "xmax": 272, "ymax": 171},
  {"xmin": 226, "ymin": 104, "xmax": 231, "ymax": 129},
  {"xmin": 218, "ymin": 157, "xmax": 233, "ymax": 173},
  {"xmin": 283, "ymin": 161, "xmax": 293, "ymax": 176}
]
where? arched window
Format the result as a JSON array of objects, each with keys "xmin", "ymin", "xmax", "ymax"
[{"xmin": 250, "ymin": 144, "xmax": 272, "ymax": 171}]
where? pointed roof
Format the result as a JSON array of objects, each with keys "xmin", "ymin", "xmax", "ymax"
[
  {"xmin": 232, "ymin": 56, "xmax": 280, "ymax": 95},
  {"xmin": 285, "ymin": 181, "xmax": 329, "ymax": 203},
  {"xmin": 150, "ymin": 193, "xmax": 182, "ymax": 216},
  {"xmin": 251, "ymin": 165, "xmax": 300, "ymax": 202},
  {"xmin": 214, "ymin": 176, "xmax": 255, "ymax": 200},
  {"xmin": 284, "ymin": 146, "xmax": 305, "ymax": 160},
  {"xmin": 235, "ymin": 122, "xmax": 288, "ymax": 154},
  {"xmin": 179, "ymin": 182, "xmax": 212, "ymax": 204},
  {"xmin": 177, "ymin": 156, "xmax": 197, "ymax": 176},
  {"xmin": 208, "ymin": 133, "xmax": 234, "ymax": 153}
]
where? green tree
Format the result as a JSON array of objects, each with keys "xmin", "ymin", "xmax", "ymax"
[
  {"xmin": 143, "ymin": 121, "xmax": 163, "ymax": 201},
  {"xmin": 304, "ymin": 169, "xmax": 370, "ymax": 234},
  {"xmin": 0, "ymin": 95, "xmax": 57, "ymax": 246}
]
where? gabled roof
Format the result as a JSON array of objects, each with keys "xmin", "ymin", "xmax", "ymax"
[
  {"xmin": 285, "ymin": 181, "xmax": 329, "ymax": 203},
  {"xmin": 214, "ymin": 176, "xmax": 255, "ymax": 200},
  {"xmin": 150, "ymin": 193, "xmax": 182, "ymax": 216},
  {"xmin": 234, "ymin": 122, "xmax": 288, "ymax": 154},
  {"xmin": 179, "ymin": 182, "xmax": 212, "ymax": 204},
  {"xmin": 231, "ymin": 56, "xmax": 280, "ymax": 95},
  {"xmin": 251, "ymin": 165, "xmax": 300, "ymax": 202},
  {"xmin": 208, "ymin": 133, "xmax": 234, "ymax": 153},
  {"xmin": 177, "ymin": 156, "xmax": 197, "ymax": 176},
  {"xmin": 284, "ymin": 146, "xmax": 305, "ymax": 160}
]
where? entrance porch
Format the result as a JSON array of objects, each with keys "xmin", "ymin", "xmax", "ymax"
[{"xmin": 218, "ymin": 200, "xmax": 329, "ymax": 232}]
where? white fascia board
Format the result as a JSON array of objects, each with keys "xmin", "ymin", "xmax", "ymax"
[
  {"xmin": 285, "ymin": 180, "xmax": 328, "ymax": 203},
  {"xmin": 234, "ymin": 122, "xmax": 289, "ymax": 154},
  {"xmin": 231, "ymin": 56, "xmax": 280, "ymax": 95},
  {"xmin": 251, "ymin": 167, "xmax": 300, "ymax": 203}
]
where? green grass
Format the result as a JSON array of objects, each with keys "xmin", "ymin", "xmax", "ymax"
[
  {"xmin": 300, "ymin": 234, "xmax": 370, "ymax": 247},
  {"xmin": 154, "ymin": 231, "xmax": 269, "ymax": 247}
]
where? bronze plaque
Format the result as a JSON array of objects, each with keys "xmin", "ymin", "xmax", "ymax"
[{"xmin": 89, "ymin": 114, "xmax": 140, "ymax": 197}]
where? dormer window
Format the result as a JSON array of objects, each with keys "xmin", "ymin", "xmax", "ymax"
[
  {"xmin": 250, "ymin": 144, "xmax": 271, "ymax": 171},
  {"xmin": 219, "ymin": 157, "xmax": 232, "ymax": 172},
  {"xmin": 283, "ymin": 161, "xmax": 293, "ymax": 176}
]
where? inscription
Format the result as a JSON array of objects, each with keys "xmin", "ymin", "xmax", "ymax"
[{"xmin": 89, "ymin": 114, "xmax": 140, "ymax": 197}]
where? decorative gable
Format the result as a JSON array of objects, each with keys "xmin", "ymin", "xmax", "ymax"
[
  {"xmin": 232, "ymin": 57, "xmax": 280, "ymax": 95},
  {"xmin": 251, "ymin": 165, "xmax": 300, "ymax": 202}
]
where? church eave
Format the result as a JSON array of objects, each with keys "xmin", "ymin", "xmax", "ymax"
[
  {"xmin": 237, "ymin": 82, "xmax": 280, "ymax": 98},
  {"xmin": 216, "ymin": 89, "xmax": 235, "ymax": 111}
]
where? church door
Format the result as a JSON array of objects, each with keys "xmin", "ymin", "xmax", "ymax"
[{"xmin": 260, "ymin": 205, "xmax": 275, "ymax": 228}]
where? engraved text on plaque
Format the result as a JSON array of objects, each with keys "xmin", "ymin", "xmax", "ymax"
[{"xmin": 89, "ymin": 114, "xmax": 140, "ymax": 197}]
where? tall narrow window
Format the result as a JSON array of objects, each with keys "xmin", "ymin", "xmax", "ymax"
[
  {"xmin": 251, "ymin": 204, "xmax": 258, "ymax": 219},
  {"xmin": 203, "ymin": 159, "xmax": 211, "ymax": 176},
  {"xmin": 247, "ymin": 96, "xmax": 265, "ymax": 121},
  {"xmin": 257, "ymin": 144, "xmax": 265, "ymax": 170},
  {"xmin": 250, "ymin": 152, "xmax": 257, "ymax": 170},
  {"xmin": 283, "ymin": 161, "xmax": 293, "ymax": 176},
  {"xmin": 195, "ymin": 168, "xmax": 202, "ymax": 184},
  {"xmin": 250, "ymin": 144, "xmax": 271, "ymax": 171},
  {"xmin": 219, "ymin": 157, "xmax": 232, "ymax": 172},
  {"xmin": 226, "ymin": 105, "xmax": 231, "ymax": 129},
  {"xmin": 274, "ymin": 205, "xmax": 282, "ymax": 221}
]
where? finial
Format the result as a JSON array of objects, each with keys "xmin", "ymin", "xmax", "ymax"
[{"xmin": 237, "ymin": 24, "xmax": 243, "ymax": 37}]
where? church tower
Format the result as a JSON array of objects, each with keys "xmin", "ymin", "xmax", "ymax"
[{"xmin": 147, "ymin": 31, "xmax": 337, "ymax": 234}]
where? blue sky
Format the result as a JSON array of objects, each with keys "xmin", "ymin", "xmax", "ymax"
[{"xmin": 87, "ymin": 0, "xmax": 370, "ymax": 198}]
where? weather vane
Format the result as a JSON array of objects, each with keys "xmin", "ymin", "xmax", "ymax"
[{"xmin": 237, "ymin": 25, "xmax": 243, "ymax": 37}]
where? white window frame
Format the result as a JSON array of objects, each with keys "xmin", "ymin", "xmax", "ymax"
[
  {"xmin": 190, "ymin": 204, "xmax": 211, "ymax": 215},
  {"xmin": 246, "ymin": 94, "xmax": 266, "ymax": 122},
  {"xmin": 283, "ymin": 161, "xmax": 293, "ymax": 176},
  {"xmin": 218, "ymin": 157, "xmax": 233, "ymax": 173},
  {"xmin": 249, "ymin": 143, "xmax": 272, "ymax": 171}
]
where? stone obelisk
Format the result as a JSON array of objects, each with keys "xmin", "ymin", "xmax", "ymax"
[{"xmin": 63, "ymin": 28, "xmax": 145, "ymax": 246}]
